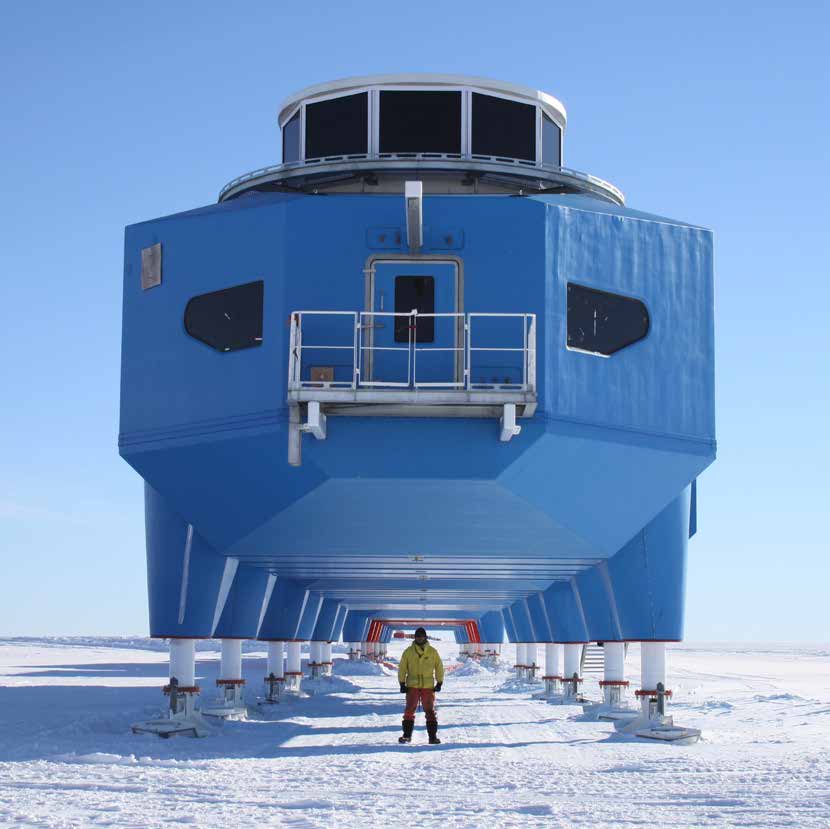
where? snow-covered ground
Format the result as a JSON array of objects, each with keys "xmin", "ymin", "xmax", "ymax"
[{"xmin": 0, "ymin": 638, "xmax": 827, "ymax": 828}]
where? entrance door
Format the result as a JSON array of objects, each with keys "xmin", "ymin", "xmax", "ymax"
[{"xmin": 367, "ymin": 260, "xmax": 459, "ymax": 387}]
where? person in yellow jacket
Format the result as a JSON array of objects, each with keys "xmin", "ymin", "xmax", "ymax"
[{"xmin": 398, "ymin": 627, "xmax": 444, "ymax": 744}]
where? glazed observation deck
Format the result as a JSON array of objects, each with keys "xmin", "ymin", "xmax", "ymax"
[{"xmin": 219, "ymin": 74, "xmax": 624, "ymax": 204}]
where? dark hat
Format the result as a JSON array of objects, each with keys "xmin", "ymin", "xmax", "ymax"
[{"xmin": 414, "ymin": 627, "xmax": 427, "ymax": 638}]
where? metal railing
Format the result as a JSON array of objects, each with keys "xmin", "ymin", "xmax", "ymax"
[
  {"xmin": 288, "ymin": 311, "xmax": 536, "ymax": 393},
  {"xmin": 219, "ymin": 154, "xmax": 624, "ymax": 206}
]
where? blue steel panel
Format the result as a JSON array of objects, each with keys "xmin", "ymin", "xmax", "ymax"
[
  {"xmin": 213, "ymin": 564, "xmax": 270, "ymax": 638},
  {"xmin": 342, "ymin": 611, "xmax": 371, "ymax": 643},
  {"xmin": 689, "ymin": 479, "xmax": 698, "ymax": 538},
  {"xmin": 606, "ymin": 486, "xmax": 690, "ymax": 640},
  {"xmin": 542, "ymin": 581, "xmax": 589, "ymax": 643},
  {"xmin": 297, "ymin": 592, "xmax": 323, "ymax": 640},
  {"xmin": 575, "ymin": 563, "xmax": 621, "ymax": 642},
  {"xmin": 526, "ymin": 592, "xmax": 553, "ymax": 642},
  {"xmin": 258, "ymin": 577, "xmax": 309, "ymax": 640},
  {"xmin": 547, "ymin": 200, "xmax": 715, "ymax": 442},
  {"xmin": 502, "ymin": 608, "xmax": 518, "ymax": 643},
  {"xmin": 510, "ymin": 599, "xmax": 534, "ymax": 642},
  {"xmin": 332, "ymin": 606, "xmax": 348, "ymax": 642},
  {"xmin": 311, "ymin": 599, "xmax": 341, "ymax": 641},
  {"xmin": 145, "ymin": 483, "xmax": 227, "ymax": 638},
  {"xmin": 478, "ymin": 610, "xmax": 506, "ymax": 644}
]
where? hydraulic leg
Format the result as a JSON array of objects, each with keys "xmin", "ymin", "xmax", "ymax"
[
  {"xmin": 284, "ymin": 641, "xmax": 303, "ymax": 694},
  {"xmin": 308, "ymin": 641, "xmax": 323, "ymax": 679},
  {"xmin": 261, "ymin": 641, "xmax": 285, "ymax": 704},
  {"xmin": 526, "ymin": 643, "xmax": 538, "ymax": 680},
  {"xmin": 561, "ymin": 643, "xmax": 583, "ymax": 702},
  {"xmin": 538, "ymin": 643, "xmax": 562, "ymax": 700},
  {"xmin": 322, "ymin": 641, "xmax": 333, "ymax": 677},
  {"xmin": 617, "ymin": 642, "xmax": 701, "ymax": 743},
  {"xmin": 202, "ymin": 638, "xmax": 247, "ymax": 719},
  {"xmin": 132, "ymin": 639, "xmax": 209, "ymax": 737}
]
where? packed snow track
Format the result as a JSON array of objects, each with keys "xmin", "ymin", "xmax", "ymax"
[{"xmin": 0, "ymin": 639, "xmax": 827, "ymax": 828}]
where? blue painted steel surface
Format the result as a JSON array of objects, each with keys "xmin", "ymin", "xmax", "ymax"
[
  {"xmin": 258, "ymin": 577, "xmax": 309, "ymax": 641},
  {"xmin": 311, "ymin": 599, "xmax": 341, "ymax": 641},
  {"xmin": 478, "ymin": 611, "xmax": 506, "ymax": 644},
  {"xmin": 526, "ymin": 593, "xmax": 553, "ymax": 642},
  {"xmin": 342, "ymin": 611, "xmax": 371, "ymax": 644},
  {"xmin": 121, "ymin": 185, "xmax": 715, "ymax": 644},
  {"xmin": 213, "ymin": 564, "xmax": 270, "ymax": 639}
]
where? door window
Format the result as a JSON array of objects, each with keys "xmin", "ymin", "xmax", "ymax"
[{"xmin": 394, "ymin": 276, "xmax": 435, "ymax": 342}]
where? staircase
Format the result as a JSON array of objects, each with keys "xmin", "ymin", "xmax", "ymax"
[
  {"xmin": 580, "ymin": 642, "xmax": 629, "ymax": 675},
  {"xmin": 580, "ymin": 643, "xmax": 605, "ymax": 675}
]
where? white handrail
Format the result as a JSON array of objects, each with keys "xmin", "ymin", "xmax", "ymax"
[{"xmin": 288, "ymin": 310, "xmax": 536, "ymax": 393}]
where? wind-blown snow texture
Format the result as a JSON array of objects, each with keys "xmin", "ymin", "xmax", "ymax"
[{"xmin": 0, "ymin": 638, "xmax": 827, "ymax": 828}]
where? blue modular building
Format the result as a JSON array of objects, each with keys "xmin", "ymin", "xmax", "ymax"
[{"xmin": 121, "ymin": 75, "xmax": 714, "ymax": 736}]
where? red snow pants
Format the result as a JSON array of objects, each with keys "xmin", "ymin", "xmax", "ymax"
[{"xmin": 403, "ymin": 688, "xmax": 437, "ymax": 723}]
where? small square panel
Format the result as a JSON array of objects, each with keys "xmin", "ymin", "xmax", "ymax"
[
  {"xmin": 141, "ymin": 243, "xmax": 162, "ymax": 290},
  {"xmin": 310, "ymin": 366, "xmax": 334, "ymax": 384}
]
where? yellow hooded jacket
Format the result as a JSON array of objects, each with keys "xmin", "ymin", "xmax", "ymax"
[{"xmin": 398, "ymin": 642, "xmax": 445, "ymax": 689}]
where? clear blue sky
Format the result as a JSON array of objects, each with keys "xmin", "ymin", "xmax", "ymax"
[{"xmin": 1, "ymin": 2, "xmax": 827, "ymax": 640}]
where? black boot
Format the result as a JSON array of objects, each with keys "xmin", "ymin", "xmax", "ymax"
[
  {"xmin": 398, "ymin": 719, "xmax": 414, "ymax": 744},
  {"xmin": 427, "ymin": 720, "xmax": 441, "ymax": 744}
]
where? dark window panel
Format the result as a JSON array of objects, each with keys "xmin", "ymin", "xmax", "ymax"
[
  {"xmin": 379, "ymin": 91, "xmax": 462, "ymax": 154},
  {"xmin": 394, "ymin": 276, "xmax": 435, "ymax": 343},
  {"xmin": 184, "ymin": 281, "xmax": 264, "ymax": 352},
  {"xmin": 542, "ymin": 114, "xmax": 561, "ymax": 166},
  {"xmin": 305, "ymin": 92, "xmax": 368, "ymax": 159},
  {"xmin": 567, "ymin": 283, "xmax": 649, "ymax": 356},
  {"xmin": 282, "ymin": 111, "xmax": 300, "ymax": 162},
  {"xmin": 471, "ymin": 93, "xmax": 536, "ymax": 161}
]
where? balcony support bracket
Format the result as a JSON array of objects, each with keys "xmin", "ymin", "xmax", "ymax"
[{"xmin": 500, "ymin": 403, "xmax": 521, "ymax": 442}]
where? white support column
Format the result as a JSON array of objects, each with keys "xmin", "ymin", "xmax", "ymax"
[
  {"xmin": 284, "ymin": 641, "xmax": 302, "ymax": 693},
  {"xmin": 322, "ymin": 641, "xmax": 333, "ymax": 677},
  {"xmin": 309, "ymin": 641, "xmax": 323, "ymax": 679},
  {"xmin": 130, "ymin": 639, "xmax": 208, "ymax": 736},
  {"xmin": 170, "ymin": 638, "xmax": 196, "ymax": 687},
  {"xmin": 216, "ymin": 638, "xmax": 244, "ymax": 709},
  {"xmin": 168, "ymin": 638, "xmax": 198, "ymax": 718},
  {"xmin": 220, "ymin": 639, "xmax": 243, "ymax": 680},
  {"xmin": 601, "ymin": 641, "xmax": 628, "ymax": 707},
  {"xmin": 639, "ymin": 641, "xmax": 668, "ymax": 718},
  {"xmin": 267, "ymin": 641, "xmax": 284, "ymax": 678},
  {"xmin": 563, "ymin": 643, "xmax": 583, "ymax": 699},
  {"xmin": 543, "ymin": 643, "xmax": 562, "ymax": 696},
  {"xmin": 514, "ymin": 643, "xmax": 527, "ymax": 678},
  {"xmin": 526, "ymin": 643, "xmax": 538, "ymax": 679},
  {"xmin": 263, "ymin": 640, "xmax": 284, "ymax": 703}
]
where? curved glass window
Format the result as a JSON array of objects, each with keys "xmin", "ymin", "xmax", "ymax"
[
  {"xmin": 471, "ymin": 93, "xmax": 536, "ymax": 161},
  {"xmin": 305, "ymin": 92, "xmax": 368, "ymax": 159},
  {"xmin": 185, "ymin": 281, "xmax": 264, "ymax": 352},
  {"xmin": 542, "ymin": 114, "xmax": 561, "ymax": 166},
  {"xmin": 283, "ymin": 110, "xmax": 300, "ymax": 163},
  {"xmin": 567, "ymin": 283, "xmax": 649, "ymax": 355},
  {"xmin": 379, "ymin": 91, "xmax": 462, "ymax": 154}
]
